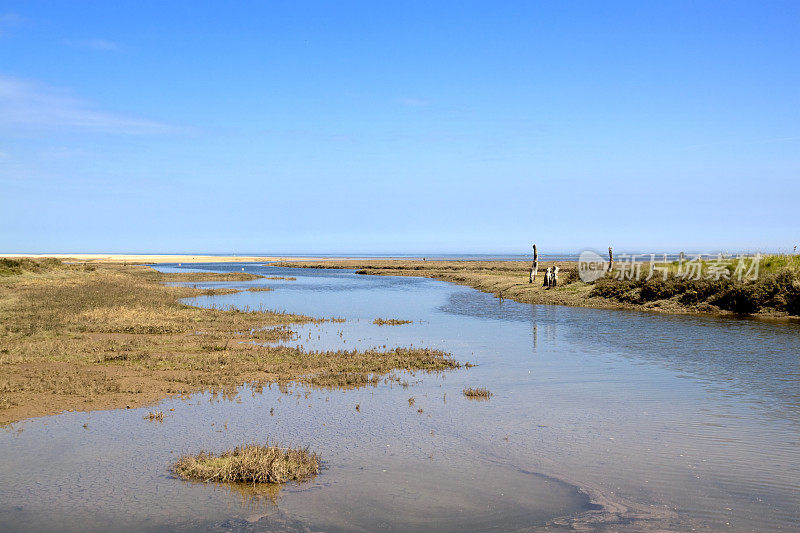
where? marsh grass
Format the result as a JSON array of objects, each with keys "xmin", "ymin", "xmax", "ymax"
[
  {"xmin": 591, "ymin": 254, "xmax": 800, "ymax": 315},
  {"xmin": 246, "ymin": 287, "xmax": 274, "ymax": 292},
  {"xmin": 144, "ymin": 410, "xmax": 164, "ymax": 421},
  {"xmin": 463, "ymin": 387, "xmax": 492, "ymax": 400},
  {"xmin": 199, "ymin": 288, "xmax": 241, "ymax": 296},
  {"xmin": 165, "ymin": 272, "xmax": 264, "ymax": 282},
  {"xmin": 373, "ymin": 318, "xmax": 412, "ymax": 326},
  {"xmin": 264, "ymin": 276, "xmax": 296, "ymax": 281},
  {"xmin": 173, "ymin": 443, "xmax": 320, "ymax": 484},
  {"xmin": 0, "ymin": 259, "xmax": 462, "ymax": 424},
  {"xmin": 1, "ymin": 257, "xmax": 70, "ymax": 276}
]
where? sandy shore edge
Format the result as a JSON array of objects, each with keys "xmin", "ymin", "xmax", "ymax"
[{"xmin": 0, "ymin": 254, "xmax": 287, "ymax": 263}]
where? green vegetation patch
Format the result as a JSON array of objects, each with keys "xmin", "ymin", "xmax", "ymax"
[{"xmin": 591, "ymin": 263, "xmax": 800, "ymax": 315}]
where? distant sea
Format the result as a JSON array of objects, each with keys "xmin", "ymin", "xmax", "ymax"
[
  {"xmin": 203, "ymin": 252, "xmax": 751, "ymax": 262},
  {"xmin": 162, "ymin": 250, "xmax": 776, "ymax": 263}
]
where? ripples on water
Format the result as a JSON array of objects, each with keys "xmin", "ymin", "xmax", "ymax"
[{"xmin": 1, "ymin": 262, "xmax": 799, "ymax": 531}]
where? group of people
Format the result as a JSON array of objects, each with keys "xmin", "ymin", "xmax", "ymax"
[{"xmin": 543, "ymin": 265, "xmax": 559, "ymax": 288}]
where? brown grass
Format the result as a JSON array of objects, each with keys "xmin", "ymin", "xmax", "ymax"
[
  {"xmin": 264, "ymin": 276, "xmax": 296, "ymax": 281},
  {"xmin": 0, "ymin": 259, "xmax": 463, "ymax": 424},
  {"xmin": 144, "ymin": 410, "xmax": 164, "ymax": 421},
  {"xmin": 463, "ymin": 387, "xmax": 492, "ymax": 399},
  {"xmin": 162, "ymin": 272, "xmax": 264, "ymax": 282},
  {"xmin": 373, "ymin": 318, "xmax": 412, "ymax": 326},
  {"xmin": 173, "ymin": 443, "xmax": 320, "ymax": 484},
  {"xmin": 246, "ymin": 287, "xmax": 274, "ymax": 292},
  {"xmin": 199, "ymin": 288, "xmax": 241, "ymax": 296}
]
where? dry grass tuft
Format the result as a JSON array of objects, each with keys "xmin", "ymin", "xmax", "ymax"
[
  {"xmin": 373, "ymin": 318, "xmax": 412, "ymax": 326},
  {"xmin": 463, "ymin": 387, "xmax": 492, "ymax": 400},
  {"xmin": 246, "ymin": 287, "xmax": 274, "ymax": 292},
  {"xmin": 173, "ymin": 443, "xmax": 320, "ymax": 484},
  {"xmin": 144, "ymin": 410, "xmax": 164, "ymax": 421},
  {"xmin": 164, "ymin": 272, "xmax": 264, "ymax": 282},
  {"xmin": 199, "ymin": 288, "xmax": 241, "ymax": 296}
]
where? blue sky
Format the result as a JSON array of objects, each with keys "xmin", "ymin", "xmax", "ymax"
[{"xmin": 1, "ymin": 1, "xmax": 798, "ymax": 254}]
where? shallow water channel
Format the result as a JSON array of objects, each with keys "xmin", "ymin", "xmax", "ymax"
[{"xmin": 1, "ymin": 262, "xmax": 799, "ymax": 531}]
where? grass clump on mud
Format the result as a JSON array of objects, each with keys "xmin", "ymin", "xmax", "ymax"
[
  {"xmin": 0, "ymin": 258, "xmax": 463, "ymax": 424},
  {"xmin": 173, "ymin": 443, "xmax": 320, "ymax": 484},
  {"xmin": 144, "ymin": 410, "xmax": 164, "ymax": 422},
  {"xmin": 463, "ymin": 387, "xmax": 492, "ymax": 399},
  {"xmin": 306, "ymin": 348, "xmax": 460, "ymax": 389},
  {"xmin": 164, "ymin": 272, "xmax": 264, "ymax": 282},
  {"xmin": 373, "ymin": 318, "xmax": 412, "ymax": 326}
]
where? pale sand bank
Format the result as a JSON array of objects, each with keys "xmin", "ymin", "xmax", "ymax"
[{"xmin": 0, "ymin": 254, "xmax": 290, "ymax": 264}]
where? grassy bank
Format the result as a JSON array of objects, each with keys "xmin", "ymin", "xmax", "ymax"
[
  {"xmin": 0, "ymin": 259, "xmax": 461, "ymax": 425},
  {"xmin": 591, "ymin": 255, "xmax": 800, "ymax": 315},
  {"xmin": 275, "ymin": 257, "xmax": 800, "ymax": 319}
]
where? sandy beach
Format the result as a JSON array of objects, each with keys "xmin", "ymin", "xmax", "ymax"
[{"xmin": 0, "ymin": 254, "xmax": 285, "ymax": 264}]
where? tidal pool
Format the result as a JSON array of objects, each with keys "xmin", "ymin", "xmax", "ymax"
[{"xmin": 1, "ymin": 262, "xmax": 799, "ymax": 531}]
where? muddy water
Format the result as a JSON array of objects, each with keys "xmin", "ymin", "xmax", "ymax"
[{"xmin": 2, "ymin": 263, "xmax": 799, "ymax": 531}]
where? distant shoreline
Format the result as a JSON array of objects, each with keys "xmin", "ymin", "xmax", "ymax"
[{"xmin": 0, "ymin": 254, "xmax": 285, "ymax": 263}]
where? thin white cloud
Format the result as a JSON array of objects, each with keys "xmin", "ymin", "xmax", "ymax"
[
  {"xmin": 0, "ymin": 74, "xmax": 179, "ymax": 135},
  {"xmin": 66, "ymin": 38, "xmax": 120, "ymax": 51}
]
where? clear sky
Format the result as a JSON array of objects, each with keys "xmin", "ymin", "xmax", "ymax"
[{"xmin": 1, "ymin": 1, "xmax": 798, "ymax": 254}]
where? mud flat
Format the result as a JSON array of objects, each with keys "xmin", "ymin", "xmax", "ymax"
[{"xmin": 0, "ymin": 259, "xmax": 459, "ymax": 424}]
